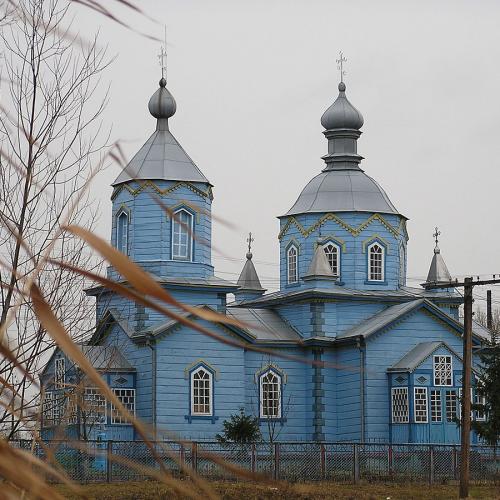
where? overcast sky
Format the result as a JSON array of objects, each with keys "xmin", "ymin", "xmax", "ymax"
[{"xmin": 73, "ymin": 0, "xmax": 500, "ymax": 307}]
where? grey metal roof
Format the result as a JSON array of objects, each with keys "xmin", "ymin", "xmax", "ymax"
[
  {"xmin": 321, "ymin": 82, "xmax": 364, "ymax": 131},
  {"xmin": 424, "ymin": 246, "xmax": 452, "ymax": 285},
  {"xmin": 338, "ymin": 300, "xmax": 425, "ymax": 339},
  {"xmin": 237, "ymin": 253, "xmax": 265, "ymax": 292},
  {"xmin": 388, "ymin": 341, "xmax": 445, "ymax": 372},
  {"xmin": 226, "ymin": 308, "xmax": 301, "ymax": 341},
  {"xmin": 78, "ymin": 345, "xmax": 135, "ymax": 371},
  {"xmin": 112, "ymin": 79, "xmax": 210, "ymax": 186},
  {"xmin": 283, "ymin": 169, "xmax": 401, "ymax": 217},
  {"xmin": 303, "ymin": 244, "xmax": 335, "ymax": 279}
]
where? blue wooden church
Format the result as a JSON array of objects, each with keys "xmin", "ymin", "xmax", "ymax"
[{"xmin": 41, "ymin": 70, "xmax": 490, "ymax": 444}]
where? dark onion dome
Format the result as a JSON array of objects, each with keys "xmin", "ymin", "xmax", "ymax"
[
  {"xmin": 284, "ymin": 169, "xmax": 400, "ymax": 216},
  {"xmin": 148, "ymin": 77, "xmax": 176, "ymax": 119},
  {"xmin": 321, "ymin": 82, "xmax": 364, "ymax": 130}
]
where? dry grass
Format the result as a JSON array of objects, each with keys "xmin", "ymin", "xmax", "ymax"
[{"xmin": 56, "ymin": 480, "xmax": 500, "ymax": 500}]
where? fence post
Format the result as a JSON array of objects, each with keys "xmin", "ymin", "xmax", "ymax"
[
  {"xmin": 191, "ymin": 442, "xmax": 198, "ymax": 473},
  {"xmin": 273, "ymin": 443, "xmax": 280, "ymax": 480},
  {"xmin": 106, "ymin": 440, "xmax": 113, "ymax": 483},
  {"xmin": 388, "ymin": 444, "xmax": 393, "ymax": 477},
  {"xmin": 251, "ymin": 443, "xmax": 256, "ymax": 474},
  {"xmin": 180, "ymin": 444, "xmax": 185, "ymax": 472},
  {"xmin": 429, "ymin": 445, "xmax": 434, "ymax": 485},
  {"xmin": 320, "ymin": 443, "xmax": 326, "ymax": 480},
  {"xmin": 453, "ymin": 446, "xmax": 458, "ymax": 480},
  {"xmin": 353, "ymin": 444, "xmax": 360, "ymax": 484}
]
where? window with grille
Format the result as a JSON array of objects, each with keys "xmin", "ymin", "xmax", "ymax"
[
  {"xmin": 54, "ymin": 358, "xmax": 65, "ymax": 389},
  {"xmin": 111, "ymin": 388, "xmax": 135, "ymax": 424},
  {"xmin": 391, "ymin": 387, "xmax": 409, "ymax": 423},
  {"xmin": 191, "ymin": 367, "xmax": 212, "ymax": 416},
  {"xmin": 66, "ymin": 397, "xmax": 78, "ymax": 425},
  {"xmin": 84, "ymin": 388, "xmax": 107, "ymax": 425},
  {"xmin": 287, "ymin": 245, "xmax": 298, "ymax": 284},
  {"xmin": 323, "ymin": 243, "xmax": 340, "ymax": 277},
  {"xmin": 430, "ymin": 389, "xmax": 442, "ymax": 422},
  {"xmin": 260, "ymin": 370, "xmax": 282, "ymax": 419},
  {"xmin": 368, "ymin": 243, "xmax": 384, "ymax": 281},
  {"xmin": 445, "ymin": 390, "xmax": 457, "ymax": 422},
  {"xmin": 414, "ymin": 387, "xmax": 428, "ymax": 423},
  {"xmin": 399, "ymin": 244, "xmax": 405, "ymax": 286},
  {"xmin": 116, "ymin": 211, "xmax": 129, "ymax": 255},
  {"xmin": 43, "ymin": 391, "xmax": 54, "ymax": 424},
  {"xmin": 474, "ymin": 393, "xmax": 486, "ymax": 422},
  {"xmin": 433, "ymin": 355, "xmax": 453, "ymax": 386},
  {"xmin": 172, "ymin": 209, "xmax": 193, "ymax": 261}
]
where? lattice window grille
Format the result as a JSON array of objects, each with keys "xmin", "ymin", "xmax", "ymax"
[
  {"xmin": 323, "ymin": 243, "xmax": 340, "ymax": 277},
  {"xmin": 433, "ymin": 355, "xmax": 453, "ymax": 386},
  {"xmin": 43, "ymin": 391, "xmax": 54, "ymax": 424},
  {"xmin": 111, "ymin": 388, "xmax": 135, "ymax": 424},
  {"xmin": 172, "ymin": 209, "xmax": 193, "ymax": 261},
  {"xmin": 368, "ymin": 243, "xmax": 384, "ymax": 281},
  {"xmin": 445, "ymin": 390, "xmax": 457, "ymax": 422},
  {"xmin": 84, "ymin": 388, "xmax": 107, "ymax": 425},
  {"xmin": 287, "ymin": 245, "xmax": 298, "ymax": 284},
  {"xmin": 414, "ymin": 387, "xmax": 428, "ymax": 423},
  {"xmin": 474, "ymin": 393, "xmax": 486, "ymax": 422},
  {"xmin": 391, "ymin": 387, "xmax": 409, "ymax": 423},
  {"xmin": 54, "ymin": 358, "xmax": 65, "ymax": 389},
  {"xmin": 260, "ymin": 370, "xmax": 282, "ymax": 419},
  {"xmin": 430, "ymin": 389, "xmax": 442, "ymax": 422},
  {"xmin": 191, "ymin": 367, "xmax": 212, "ymax": 416}
]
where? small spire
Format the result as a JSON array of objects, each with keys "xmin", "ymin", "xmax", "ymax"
[
  {"xmin": 423, "ymin": 227, "xmax": 452, "ymax": 287},
  {"xmin": 303, "ymin": 240, "xmax": 336, "ymax": 280},
  {"xmin": 236, "ymin": 233, "xmax": 265, "ymax": 294}
]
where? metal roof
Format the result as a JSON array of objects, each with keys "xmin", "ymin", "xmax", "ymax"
[
  {"xmin": 283, "ymin": 169, "xmax": 401, "ymax": 217},
  {"xmin": 226, "ymin": 308, "xmax": 301, "ymax": 341},
  {"xmin": 237, "ymin": 253, "xmax": 265, "ymax": 292},
  {"xmin": 303, "ymin": 243, "xmax": 335, "ymax": 279},
  {"xmin": 78, "ymin": 345, "xmax": 135, "ymax": 371},
  {"xmin": 388, "ymin": 341, "xmax": 446, "ymax": 372},
  {"xmin": 424, "ymin": 246, "xmax": 452, "ymax": 285},
  {"xmin": 321, "ymin": 82, "xmax": 364, "ymax": 131}
]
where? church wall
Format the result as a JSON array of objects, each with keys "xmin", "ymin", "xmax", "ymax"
[
  {"xmin": 364, "ymin": 309, "xmax": 470, "ymax": 442},
  {"xmin": 328, "ymin": 301, "xmax": 387, "ymax": 337},
  {"xmin": 276, "ymin": 303, "xmax": 311, "ymax": 338},
  {"xmin": 279, "ymin": 212, "xmax": 406, "ymax": 292},
  {"xmin": 110, "ymin": 181, "xmax": 213, "ymax": 280},
  {"xmin": 154, "ymin": 321, "xmax": 245, "ymax": 441},
  {"xmin": 245, "ymin": 348, "xmax": 310, "ymax": 441}
]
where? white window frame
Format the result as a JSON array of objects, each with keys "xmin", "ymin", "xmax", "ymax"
[
  {"xmin": 399, "ymin": 244, "xmax": 405, "ymax": 286},
  {"xmin": 190, "ymin": 366, "xmax": 213, "ymax": 416},
  {"xmin": 445, "ymin": 389, "xmax": 458, "ymax": 422},
  {"xmin": 414, "ymin": 387, "xmax": 428, "ymax": 423},
  {"xmin": 43, "ymin": 391, "xmax": 54, "ymax": 425},
  {"xmin": 84, "ymin": 387, "xmax": 107, "ymax": 425},
  {"xmin": 323, "ymin": 242, "xmax": 341, "ymax": 277},
  {"xmin": 458, "ymin": 388, "xmax": 474, "ymax": 419},
  {"xmin": 259, "ymin": 369, "xmax": 282, "ymax": 419},
  {"xmin": 367, "ymin": 242, "xmax": 385, "ymax": 282},
  {"xmin": 391, "ymin": 387, "xmax": 409, "ymax": 424},
  {"xmin": 474, "ymin": 392, "xmax": 486, "ymax": 422},
  {"xmin": 286, "ymin": 244, "xmax": 298, "ymax": 284},
  {"xmin": 111, "ymin": 388, "xmax": 135, "ymax": 425},
  {"xmin": 430, "ymin": 389, "xmax": 442, "ymax": 422},
  {"xmin": 54, "ymin": 358, "xmax": 65, "ymax": 389},
  {"xmin": 171, "ymin": 208, "xmax": 194, "ymax": 261},
  {"xmin": 433, "ymin": 355, "xmax": 453, "ymax": 386},
  {"xmin": 116, "ymin": 210, "xmax": 129, "ymax": 255}
]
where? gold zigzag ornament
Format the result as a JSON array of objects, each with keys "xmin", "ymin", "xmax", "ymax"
[
  {"xmin": 111, "ymin": 180, "xmax": 213, "ymax": 201},
  {"xmin": 278, "ymin": 213, "xmax": 408, "ymax": 241}
]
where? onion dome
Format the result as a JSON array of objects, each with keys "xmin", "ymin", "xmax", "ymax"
[
  {"xmin": 320, "ymin": 82, "xmax": 364, "ymax": 131},
  {"xmin": 148, "ymin": 77, "xmax": 176, "ymax": 119}
]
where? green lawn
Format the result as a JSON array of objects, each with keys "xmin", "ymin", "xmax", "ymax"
[{"xmin": 57, "ymin": 480, "xmax": 500, "ymax": 499}]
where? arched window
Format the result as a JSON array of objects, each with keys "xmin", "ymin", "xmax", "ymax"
[
  {"xmin": 399, "ymin": 244, "xmax": 406, "ymax": 286},
  {"xmin": 260, "ymin": 370, "xmax": 282, "ymax": 418},
  {"xmin": 191, "ymin": 366, "xmax": 212, "ymax": 416},
  {"xmin": 287, "ymin": 245, "xmax": 298, "ymax": 284},
  {"xmin": 323, "ymin": 242, "xmax": 340, "ymax": 277},
  {"xmin": 172, "ymin": 209, "xmax": 193, "ymax": 261},
  {"xmin": 116, "ymin": 211, "xmax": 129, "ymax": 255},
  {"xmin": 368, "ymin": 242, "xmax": 385, "ymax": 281}
]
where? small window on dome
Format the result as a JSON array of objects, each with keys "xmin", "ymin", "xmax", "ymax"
[
  {"xmin": 116, "ymin": 211, "xmax": 129, "ymax": 255},
  {"xmin": 323, "ymin": 242, "xmax": 340, "ymax": 277},
  {"xmin": 368, "ymin": 242, "xmax": 385, "ymax": 282}
]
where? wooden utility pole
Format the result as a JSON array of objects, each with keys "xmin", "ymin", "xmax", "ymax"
[
  {"xmin": 425, "ymin": 276, "xmax": 500, "ymax": 499},
  {"xmin": 487, "ymin": 290, "xmax": 492, "ymax": 330}
]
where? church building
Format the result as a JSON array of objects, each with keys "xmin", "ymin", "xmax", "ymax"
[{"xmin": 40, "ymin": 63, "xmax": 490, "ymax": 444}]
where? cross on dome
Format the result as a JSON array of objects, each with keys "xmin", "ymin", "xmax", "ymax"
[
  {"xmin": 336, "ymin": 51, "xmax": 347, "ymax": 83},
  {"xmin": 246, "ymin": 232, "xmax": 254, "ymax": 259}
]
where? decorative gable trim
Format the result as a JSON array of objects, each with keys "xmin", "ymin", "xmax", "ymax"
[
  {"xmin": 253, "ymin": 363, "xmax": 288, "ymax": 384},
  {"xmin": 278, "ymin": 212, "xmax": 404, "ymax": 241},
  {"xmin": 111, "ymin": 180, "xmax": 213, "ymax": 201},
  {"xmin": 184, "ymin": 359, "xmax": 220, "ymax": 381},
  {"xmin": 361, "ymin": 234, "xmax": 391, "ymax": 255}
]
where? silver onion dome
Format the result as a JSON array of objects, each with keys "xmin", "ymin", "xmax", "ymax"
[
  {"xmin": 148, "ymin": 77, "xmax": 176, "ymax": 119},
  {"xmin": 320, "ymin": 82, "xmax": 364, "ymax": 130}
]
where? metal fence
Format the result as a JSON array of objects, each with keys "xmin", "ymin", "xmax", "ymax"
[{"xmin": 10, "ymin": 440, "xmax": 500, "ymax": 484}]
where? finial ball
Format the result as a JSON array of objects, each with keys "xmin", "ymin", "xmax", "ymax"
[
  {"xmin": 338, "ymin": 81, "xmax": 346, "ymax": 92},
  {"xmin": 246, "ymin": 252, "xmax": 253, "ymax": 260},
  {"xmin": 159, "ymin": 78, "xmax": 167, "ymax": 88}
]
